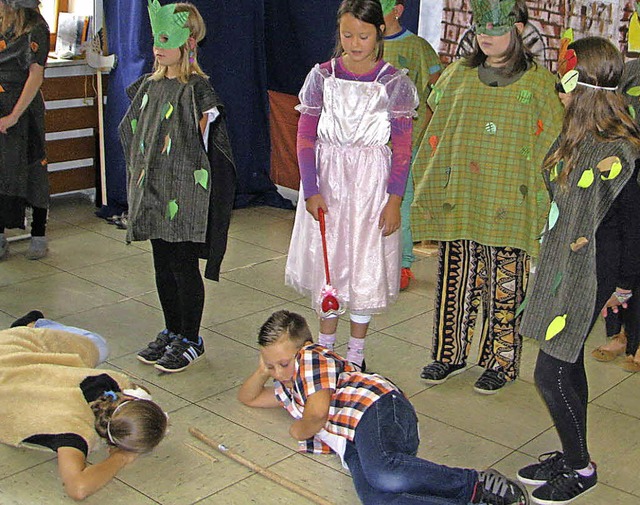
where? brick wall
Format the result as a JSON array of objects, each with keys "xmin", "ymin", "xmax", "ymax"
[{"xmin": 438, "ymin": 1, "xmax": 636, "ymax": 70}]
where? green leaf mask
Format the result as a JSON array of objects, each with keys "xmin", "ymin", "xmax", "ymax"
[
  {"xmin": 471, "ymin": 0, "xmax": 516, "ymax": 36},
  {"xmin": 148, "ymin": 0, "xmax": 190, "ymax": 49}
]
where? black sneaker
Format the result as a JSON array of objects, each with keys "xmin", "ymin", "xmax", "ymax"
[
  {"xmin": 420, "ymin": 361, "xmax": 466, "ymax": 384},
  {"xmin": 518, "ymin": 452, "xmax": 566, "ymax": 486},
  {"xmin": 137, "ymin": 330, "xmax": 176, "ymax": 364},
  {"xmin": 474, "ymin": 369, "xmax": 508, "ymax": 395},
  {"xmin": 154, "ymin": 336, "xmax": 205, "ymax": 373},
  {"xmin": 472, "ymin": 469, "xmax": 529, "ymax": 505},
  {"xmin": 530, "ymin": 468, "xmax": 597, "ymax": 505},
  {"xmin": 10, "ymin": 310, "xmax": 44, "ymax": 328}
]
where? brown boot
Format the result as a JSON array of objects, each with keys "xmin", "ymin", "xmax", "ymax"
[{"xmin": 591, "ymin": 331, "xmax": 627, "ymax": 362}]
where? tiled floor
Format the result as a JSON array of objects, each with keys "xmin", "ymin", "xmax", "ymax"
[{"xmin": 1, "ymin": 194, "xmax": 639, "ymax": 505}]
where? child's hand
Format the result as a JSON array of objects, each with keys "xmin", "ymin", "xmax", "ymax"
[
  {"xmin": 379, "ymin": 195, "xmax": 402, "ymax": 236},
  {"xmin": 305, "ymin": 194, "xmax": 327, "ymax": 221},
  {"xmin": 0, "ymin": 114, "xmax": 18, "ymax": 134},
  {"xmin": 601, "ymin": 289, "xmax": 632, "ymax": 317}
]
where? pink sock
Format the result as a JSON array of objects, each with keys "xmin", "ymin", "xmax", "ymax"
[
  {"xmin": 346, "ymin": 336, "xmax": 365, "ymax": 366},
  {"xmin": 318, "ymin": 332, "xmax": 336, "ymax": 350},
  {"xmin": 576, "ymin": 463, "xmax": 595, "ymax": 477}
]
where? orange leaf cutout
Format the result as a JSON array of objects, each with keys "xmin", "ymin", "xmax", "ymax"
[
  {"xmin": 570, "ymin": 237, "xmax": 589, "ymax": 252},
  {"xmin": 40, "ymin": 158, "xmax": 47, "ymax": 166},
  {"xmin": 534, "ymin": 119, "xmax": 544, "ymax": 136},
  {"xmin": 30, "ymin": 41, "xmax": 39, "ymax": 53},
  {"xmin": 0, "ymin": 84, "xmax": 4, "ymax": 93},
  {"xmin": 0, "ymin": 40, "xmax": 6, "ymax": 51},
  {"xmin": 470, "ymin": 161, "xmax": 481, "ymax": 174},
  {"xmin": 429, "ymin": 135, "xmax": 439, "ymax": 156}
]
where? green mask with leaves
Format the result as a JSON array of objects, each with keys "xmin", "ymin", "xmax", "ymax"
[
  {"xmin": 148, "ymin": 0, "xmax": 190, "ymax": 49},
  {"xmin": 471, "ymin": 0, "xmax": 517, "ymax": 36},
  {"xmin": 380, "ymin": 0, "xmax": 396, "ymax": 16}
]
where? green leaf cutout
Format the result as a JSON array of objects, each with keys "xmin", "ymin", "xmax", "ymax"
[
  {"xmin": 131, "ymin": 118, "xmax": 138, "ymax": 134},
  {"xmin": 548, "ymin": 201, "xmax": 559, "ymax": 231},
  {"xmin": 629, "ymin": 105, "xmax": 637, "ymax": 120},
  {"xmin": 140, "ymin": 93, "xmax": 149, "ymax": 111},
  {"xmin": 551, "ymin": 272, "xmax": 563, "ymax": 296},
  {"xmin": 514, "ymin": 296, "xmax": 528, "ymax": 318},
  {"xmin": 194, "ymin": 168, "xmax": 209, "ymax": 189},
  {"xmin": 627, "ymin": 86, "xmax": 640, "ymax": 96},
  {"xmin": 167, "ymin": 199, "xmax": 179, "ymax": 220},
  {"xmin": 577, "ymin": 168, "xmax": 594, "ymax": 188},
  {"xmin": 161, "ymin": 102, "xmax": 174, "ymax": 120}
]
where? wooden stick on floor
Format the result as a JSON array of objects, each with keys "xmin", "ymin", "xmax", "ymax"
[{"xmin": 189, "ymin": 427, "xmax": 334, "ymax": 505}]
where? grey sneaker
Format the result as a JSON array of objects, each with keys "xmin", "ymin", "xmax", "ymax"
[
  {"xmin": 25, "ymin": 236, "xmax": 48, "ymax": 260},
  {"xmin": 0, "ymin": 235, "xmax": 8, "ymax": 260},
  {"xmin": 137, "ymin": 330, "xmax": 177, "ymax": 364}
]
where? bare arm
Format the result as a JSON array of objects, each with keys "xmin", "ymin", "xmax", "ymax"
[
  {"xmin": 0, "ymin": 63, "xmax": 44, "ymax": 134},
  {"xmin": 289, "ymin": 389, "xmax": 331, "ymax": 441},
  {"xmin": 57, "ymin": 446, "xmax": 138, "ymax": 501},
  {"xmin": 237, "ymin": 356, "xmax": 281, "ymax": 408}
]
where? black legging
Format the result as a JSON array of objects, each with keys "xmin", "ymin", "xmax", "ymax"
[
  {"xmin": 151, "ymin": 239, "xmax": 204, "ymax": 342},
  {"xmin": 0, "ymin": 206, "xmax": 47, "ymax": 236}
]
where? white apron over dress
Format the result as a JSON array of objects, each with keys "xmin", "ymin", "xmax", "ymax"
[{"xmin": 286, "ymin": 61, "xmax": 401, "ymax": 315}]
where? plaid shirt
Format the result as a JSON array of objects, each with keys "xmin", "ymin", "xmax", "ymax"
[{"xmin": 274, "ymin": 344, "xmax": 399, "ymax": 455}]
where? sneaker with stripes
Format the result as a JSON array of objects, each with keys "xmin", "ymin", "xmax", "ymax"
[{"xmin": 154, "ymin": 336, "xmax": 205, "ymax": 373}]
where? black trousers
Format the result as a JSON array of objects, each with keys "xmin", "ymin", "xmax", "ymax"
[
  {"xmin": 534, "ymin": 230, "xmax": 620, "ymax": 470},
  {"xmin": 151, "ymin": 239, "xmax": 204, "ymax": 342},
  {"xmin": 0, "ymin": 206, "xmax": 47, "ymax": 236}
]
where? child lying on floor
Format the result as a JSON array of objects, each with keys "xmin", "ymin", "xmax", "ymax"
[
  {"xmin": 1, "ymin": 311, "xmax": 167, "ymax": 500},
  {"xmin": 238, "ymin": 309, "xmax": 528, "ymax": 505}
]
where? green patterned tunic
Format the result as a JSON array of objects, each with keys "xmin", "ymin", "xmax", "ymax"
[
  {"xmin": 383, "ymin": 28, "xmax": 441, "ymax": 146},
  {"xmin": 410, "ymin": 60, "xmax": 563, "ymax": 256}
]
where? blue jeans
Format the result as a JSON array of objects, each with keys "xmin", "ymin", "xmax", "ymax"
[
  {"xmin": 345, "ymin": 392, "xmax": 477, "ymax": 505},
  {"xmin": 34, "ymin": 319, "xmax": 110, "ymax": 364}
]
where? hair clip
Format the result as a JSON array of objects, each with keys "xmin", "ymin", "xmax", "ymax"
[{"xmin": 103, "ymin": 390, "xmax": 118, "ymax": 401}]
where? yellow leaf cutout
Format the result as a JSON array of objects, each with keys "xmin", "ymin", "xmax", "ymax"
[
  {"xmin": 545, "ymin": 314, "xmax": 567, "ymax": 341},
  {"xmin": 627, "ymin": 86, "xmax": 640, "ymax": 97},
  {"xmin": 165, "ymin": 103, "xmax": 174, "ymax": 120},
  {"xmin": 576, "ymin": 168, "xmax": 594, "ymax": 188},
  {"xmin": 570, "ymin": 237, "xmax": 589, "ymax": 252},
  {"xmin": 598, "ymin": 157, "xmax": 622, "ymax": 181}
]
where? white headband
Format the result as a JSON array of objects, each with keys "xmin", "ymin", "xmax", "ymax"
[
  {"xmin": 577, "ymin": 81, "xmax": 618, "ymax": 91},
  {"xmin": 106, "ymin": 400, "xmax": 132, "ymax": 445}
]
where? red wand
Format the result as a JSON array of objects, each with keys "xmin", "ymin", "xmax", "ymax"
[{"xmin": 318, "ymin": 208, "xmax": 344, "ymax": 316}]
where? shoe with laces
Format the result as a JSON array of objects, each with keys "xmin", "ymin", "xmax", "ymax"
[
  {"xmin": 472, "ymin": 468, "xmax": 529, "ymax": 505},
  {"xmin": 420, "ymin": 361, "xmax": 466, "ymax": 384},
  {"xmin": 517, "ymin": 452, "xmax": 566, "ymax": 486},
  {"xmin": 530, "ymin": 467, "xmax": 597, "ymax": 504},
  {"xmin": 400, "ymin": 267, "xmax": 415, "ymax": 291},
  {"xmin": 137, "ymin": 330, "xmax": 177, "ymax": 364},
  {"xmin": 154, "ymin": 335, "xmax": 205, "ymax": 373},
  {"xmin": 25, "ymin": 236, "xmax": 48, "ymax": 260},
  {"xmin": 474, "ymin": 369, "xmax": 508, "ymax": 395}
]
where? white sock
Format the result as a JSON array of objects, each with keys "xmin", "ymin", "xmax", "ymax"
[
  {"xmin": 576, "ymin": 463, "xmax": 595, "ymax": 477},
  {"xmin": 318, "ymin": 332, "xmax": 336, "ymax": 350},
  {"xmin": 346, "ymin": 336, "xmax": 365, "ymax": 366}
]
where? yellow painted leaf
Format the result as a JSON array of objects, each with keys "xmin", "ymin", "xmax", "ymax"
[
  {"xmin": 545, "ymin": 314, "xmax": 567, "ymax": 341},
  {"xmin": 561, "ymin": 28, "xmax": 574, "ymax": 42},
  {"xmin": 165, "ymin": 102, "xmax": 174, "ymax": 119},
  {"xmin": 600, "ymin": 160, "xmax": 622, "ymax": 181},
  {"xmin": 576, "ymin": 168, "xmax": 594, "ymax": 188},
  {"xmin": 596, "ymin": 156, "xmax": 620, "ymax": 173}
]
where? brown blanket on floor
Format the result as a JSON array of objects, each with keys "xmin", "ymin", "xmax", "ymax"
[{"xmin": 0, "ymin": 327, "xmax": 131, "ymax": 452}]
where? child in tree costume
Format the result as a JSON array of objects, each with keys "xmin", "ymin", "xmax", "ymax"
[
  {"xmin": 411, "ymin": 0, "xmax": 563, "ymax": 393},
  {"xmin": 119, "ymin": 2, "xmax": 236, "ymax": 373}
]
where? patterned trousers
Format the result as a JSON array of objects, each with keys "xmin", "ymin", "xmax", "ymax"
[{"xmin": 431, "ymin": 239, "xmax": 530, "ymax": 380}]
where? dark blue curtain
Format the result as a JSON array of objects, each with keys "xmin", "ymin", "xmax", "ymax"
[
  {"xmin": 264, "ymin": 0, "xmax": 419, "ymax": 95},
  {"xmin": 101, "ymin": 0, "xmax": 287, "ymax": 216}
]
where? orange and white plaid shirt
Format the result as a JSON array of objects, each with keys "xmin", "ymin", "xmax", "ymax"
[{"xmin": 274, "ymin": 344, "xmax": 399, "ymax": 455}]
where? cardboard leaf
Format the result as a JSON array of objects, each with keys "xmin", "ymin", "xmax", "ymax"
[
  {"xmin": 570, "ymin": 236, "xmax": 589, "ymax": 252},
  {"xmin": 577, "ymin": 168, "xmax": 594, "ymax": 188},
  {"xmin": 548, "ymin": 201, "xmax": 559, "ymax": 231},
  {"xmin": 560, "ymin": 70, "xmax": 579, "ymax": 93},
  {"xmin": 545, "ymin": 314, "xmax": 567, "ymax": 341},
  {"xmin": 131, "ymin": 118, "xmax": 137, "ymax": 134},
  {"xmin": 514, "ymin": 296, "xmax": 528, "ymax": 318},
  {"xmin": 626, "ymin": 86, "xmax": 640, "ymax": 97},
  {"xmin": 600, "ymin": 160, "xmax": 622, "ymax": 181},
  {"xmin": 140, "ymin": 93, "xmax": 149, "ymax": 110},
  {"xmin": 194, "ymin": 168, "xmax": 209, "ymax": 189},
  {"xmin": 167, "ymin": 199, "xmax": 178, "ymax": 220},
  {"xmin": 551, "ymin": 272, "xmax": 563, "ymax": 296},
  {"xmin": 161, "ymin": 134, "xmax": 172, "ymax": 155}
]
